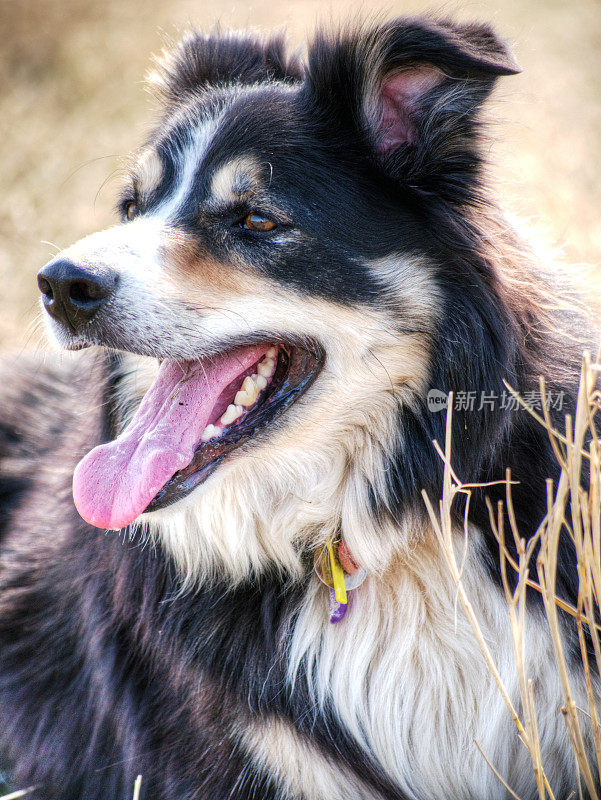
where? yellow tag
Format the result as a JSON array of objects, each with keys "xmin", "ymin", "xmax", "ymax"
[{"xmin": 326, "ymin": 540, "xmax": 347, "ymax": 605}]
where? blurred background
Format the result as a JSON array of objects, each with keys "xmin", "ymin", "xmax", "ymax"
[{"xmin": 1, "ymin": 0, "xmax": 600, "ymax": 350}]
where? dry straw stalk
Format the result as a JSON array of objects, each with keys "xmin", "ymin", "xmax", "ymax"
[{"xmin": 423, "ymin": 352, "xmax": 601, "ymax": 799}]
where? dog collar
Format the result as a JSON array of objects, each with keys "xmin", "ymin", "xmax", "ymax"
[{"xmin": 314, "ymin": 537, "xmax": 367, "ymax": 623}]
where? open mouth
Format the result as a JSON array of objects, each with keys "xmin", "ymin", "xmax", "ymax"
[{"xmin": 72, "ymin": 341, "xmax": 323, "ymax": 529}]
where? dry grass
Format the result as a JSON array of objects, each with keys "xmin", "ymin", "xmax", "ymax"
[
  {"xmin": 423, "ymin": 353, "xmax": 601, "ymax": 797},
  {"xmin": 0, "ymin": 0, "xmax": 600, "ymax": 349},
  {"xmin": 0, "ymin": 791, "xmax": 35, "ymax": 800}
]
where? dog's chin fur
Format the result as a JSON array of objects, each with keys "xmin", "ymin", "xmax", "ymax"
[{"xmin": 142, "ymin": 429, "xmax": 421, "ymax": 587}]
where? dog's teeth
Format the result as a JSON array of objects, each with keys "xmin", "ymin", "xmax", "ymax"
[
  {"xmin": 220, "ymin": 404, "xmax": 243, "ymax": 425},
  {"xmin": 200, "ymin": 424, "xmax": 221, "ymax": 442},
  {"xmin": 241, "ymin": 375, "xmax": 257, "ymax": 395},
  {"xmin": 257, "ymin": 358, "xmax": 276, "ymax": 378},
  {"xmin": 235, "ymin": 373, "xmax": 267, "ymax": 406},
  {"xmin": 208, "ymin": 355, "xmax": 277, "ymax": 432},
  {"xmin": 234, "ymin": 389, "xmax": 254, "ymax": 407}
]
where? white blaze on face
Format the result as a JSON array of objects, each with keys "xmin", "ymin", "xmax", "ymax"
[{"xmin": 151, "ymin": 114, "xmax": 222, "ymax": 222}]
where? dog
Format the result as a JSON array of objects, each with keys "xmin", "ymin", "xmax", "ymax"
[{"xmin": 0, "ymin": 15, "xmax": 598, "ymax": 800}]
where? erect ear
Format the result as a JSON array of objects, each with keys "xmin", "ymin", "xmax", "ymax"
[
  {"xmin": 306, "ymin": 18, "xmax": 520, "ymax": 190},
  {"xmin": 149, "ymin": 28, "xmax": 302, "ymax": 104}
]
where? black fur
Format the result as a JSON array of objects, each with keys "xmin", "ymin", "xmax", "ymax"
[{"xmin": 154, "ymin": 29, "xmax": 302, "ymax": 103}]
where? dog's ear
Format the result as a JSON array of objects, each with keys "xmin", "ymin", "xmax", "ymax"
[
  {"xmin": 305, "ymin": 18, "xmax": 520, "ymax": 192},
  {"xmin": 150, "ymin": 29, "xmax": 302, "ymax": 103}
]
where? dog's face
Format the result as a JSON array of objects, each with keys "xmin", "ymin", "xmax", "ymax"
[{"xmin": 38, "ymin": 20, "xmax": 519, "ymax": 580}]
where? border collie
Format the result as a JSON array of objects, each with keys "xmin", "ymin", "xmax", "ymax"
[{"xmin": 0, "ymin": 16, "xmax": 597, "ymax": 800}]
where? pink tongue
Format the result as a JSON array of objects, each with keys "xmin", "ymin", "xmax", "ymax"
[{"xmin": 73, "ymin": 344, "xmax": 269, "ymax": 529}]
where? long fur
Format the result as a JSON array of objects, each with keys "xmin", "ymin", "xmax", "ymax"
[{"xmin": 0, "ymin": 17, "xmax": 598, "ymax": 799}]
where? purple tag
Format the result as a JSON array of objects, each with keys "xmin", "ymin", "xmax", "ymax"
[{"xmin": 329, "ymin": 588, "xmax": 348, "ymax": 623}]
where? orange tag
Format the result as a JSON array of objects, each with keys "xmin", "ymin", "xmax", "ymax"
[{"xmin": 338, "ymin": 540, "xmax": 359, "ymax": 574}]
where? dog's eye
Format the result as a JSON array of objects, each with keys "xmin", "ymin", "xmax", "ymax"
[
  {"xmin": 241, "ymin": 214, "xmax": 276, "ymax": 232},
  {"xmin": 125, "ymin": 202, "xmax": 138, "ymax": 221}
]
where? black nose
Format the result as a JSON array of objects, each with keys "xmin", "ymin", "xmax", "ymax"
[{"xmin": 37, "ymin": 259, "xmax": 118, "ymax": 332}]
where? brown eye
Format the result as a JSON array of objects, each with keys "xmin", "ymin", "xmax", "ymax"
[
  {"xmin": 125, "ymin": 202, "xmax": 138, "ymax": 221},
  {"xmin": 242, "ymin": 213, "xmax": 276, "ymax": 232}
]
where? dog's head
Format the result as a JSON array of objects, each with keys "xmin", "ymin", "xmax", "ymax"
[{"xmin": 38, "ymin": 18, "xmax": 519, "ymax": 581}]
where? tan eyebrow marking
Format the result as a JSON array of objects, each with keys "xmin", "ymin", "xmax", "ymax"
[
  {"xmin": 135, "ymin": 147, "xmax": 164, "ymax": 196},
  {"xmin": 161, "ymin": 228, "xmax": 267, "ymax": 296},
  {"xmin": 209, "ymin": 156, "xmax": 262, "ymax": 206}
]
